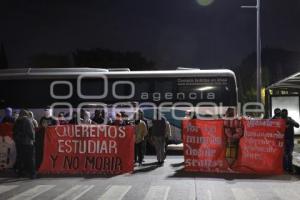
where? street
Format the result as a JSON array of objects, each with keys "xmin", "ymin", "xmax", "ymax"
[{"xmin": 0, "ymin": 156, "xmax": 300, "ymax": 200}]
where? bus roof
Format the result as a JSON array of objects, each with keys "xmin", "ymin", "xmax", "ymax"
[{"xmin": 0, "ymin": 68, "xmax": 236, "ymax": 79}]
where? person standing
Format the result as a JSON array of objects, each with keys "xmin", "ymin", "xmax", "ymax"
[
  {"xmin": 164, "ymin": 119, "xmax": 172, "ymax": 158},
  {"xmin": 151, "ymin": 117, "xmax": 167, "ymax": 165},
  {"xmin": 114, "ymin": 112, "xmax": 126, "ymax": 126},
  {"xmin": 272, "ymin": 108, "xmax": 281, "ymax": 119},
  {"xmin": 12, "ymin": 110, "xmax": 36, "ymax": 179},
  {"xmin": 28, "ymin": 111, "xmax": 39, "ymax": 129},
  {"xmin": 39, "ymin": 108, "xmax": 57, "ymax": 127},
  {"xmin": 92, "ymin": 110, "xmax": 104, "ymax": 124},
  {"xmin": 69, "ymin": 111, "xmax": 83, "ymax": 125},
  {"xmin": 224, "ymin": 108, "xmax": 243, "ymax": 167},
  {"xmin": 281, "ymin": 109, "xmax": 299, "ymax": 173},
  {"xmin": 1, "ymin": 107, "xmax": 15, "ymax": 124},
  {"xmin": 139, "ymin": 110, "xmax": 148, "ymax": 160},
  {"xmin": 57, "ymin": 112, "xmax": 68, "ymax": 125},
  {"xmin": 36, "ymin": 108, "xmax": 57, "ymax": 170},
  {"xmin": 82, "ymin": 110, "xmax": 93, "ymax": 124},
  {"xmin": 134, "ymin": 112, "xmax": 148, "ymax": 166}
]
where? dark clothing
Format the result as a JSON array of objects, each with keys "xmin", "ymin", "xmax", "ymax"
[
  {"xmin": 39, "ymin": 116, "xmax": 57, "ymax": 127},
  {"xmin": 69, "ymin": 117, "xmax": 83, "ymax": 125},
  {"xmin": 151, "ymin": 119, "xmax": 167, "ymax": 163},
  {"xmin": 272, "ymin": 116, "xmax": 281, "ymax": 119},
  {"xmin": 58, "ymin": 120, "xmax": 68, "ymax": 125},
  {"xmin": 151, "ymin": 119, "xmax": 166, "ymax": 137},
  {"xmin": 13, "ymin": 117, "xmax": 35, "ymax": 145},
  {"xmin": 284, "ymin": 141, "xmax": 294, "ymax": 172},
  {"xmin": 153, "ymin": 136, "xmax": 166, "ymax": 163},
  {"xmin": 1, "ymin": 116, "xmax": 15, "ymax": 123},
  {"xmin": 113, "ymin": 120, "xmax": 126, "ymax": 126},
  {"xmin": 107, "ymin": 118, "xmax": 114, "ymax": 125},
  {"xmin": 283, "ymin": 117, "xmax": 299, "ymax": 172},
  {"xmin": 16, "ymin": 144, "xmax": 36, "ymax": 177},
  {"xmin": 35, "ymin": 128, "xmax": 45, "ymax": 170},
  {"xmin": 135, "ymin": 141, "xmax": 145, "ymax": 164},
  {"xmin": 13, "ymin": 116, "xmax": 36, "ymax": 177},
  {"xmin": 141, "ymin": 119, "xmax": 148, "ymax": 155},
  {"xmin": 284, "ymin": 117, "xmax": 299, "ymax": 141},
  {"xmin": 92, "ymin": 116, "xmax": 104, "ymax": 124}
]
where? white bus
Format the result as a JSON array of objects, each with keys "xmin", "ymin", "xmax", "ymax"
[{"xmin": 0, "ymin": 68, "xmax": 238, "ymax": 144}]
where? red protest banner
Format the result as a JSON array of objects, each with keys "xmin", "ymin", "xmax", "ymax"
[
  {"xmin": 38, "ymin": 125, "xmax": 135, "ymax": 175},
  {"xmin": 233, "ymin": 119, "xmax": 285, "ymax": 174},
  {"xmin": 182, "ymin": 119, "xmax": 285, "ymax": 174},
  {"xmin": 0, "ymin": 123, "xmax": 16, "ymax": 170},
  {"xmin": 182, "ymin": 119, "xmax": 229, "ymax": 173},
  {"xmin": 0, "ymin": 123, "xmax": 13, "ymax": 137}
]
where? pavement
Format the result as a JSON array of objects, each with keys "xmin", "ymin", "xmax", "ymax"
[{"xmin": 0, "ymin": 156, "xmax": 300, "ymax": 200}]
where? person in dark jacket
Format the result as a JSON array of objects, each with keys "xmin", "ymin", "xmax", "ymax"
[
  {"xmin": 39, "ymin": 108, "xmax": 57, "ymax": 127},
  {"xmin": 151, "ymin": 117, "xmax": 167, "ymax": 165},
  {"xmin": 281, "ymin": 109, "xmax": 299, "ymax": 173},
  {"xmin": 1, "ymin": 107, "xmax": 15, "ymax": 124},
  {"xmin": 92, "ymin": 109, "xmax": 105, "ymax": 124},
  {"xmin": 272, "ymin": 108, "xmax": 281, "ymax": 119},
  {"xmin": 13, "ymin": 109, "xmax": 36, "ymax": 179},
  {"xmin": 69, "ymin": 111, "xmax": 83, "ymax": 125}
]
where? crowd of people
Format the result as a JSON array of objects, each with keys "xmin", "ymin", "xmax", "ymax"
[
  {"xmin": 1, "ymin": 105, "xmax": 299, "ymax": 178},
  {"xmin": 0, "ymin": 106, "xmax": 172, "ymax": 178}
]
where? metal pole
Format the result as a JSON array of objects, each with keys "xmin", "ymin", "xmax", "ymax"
[
  {"xmin": 241, "ymin": 0, "xmax": 262, "ymax": 103},
  {"xmin": 256, "ymin": 0, "xmax": 262, "ymax": 103}
]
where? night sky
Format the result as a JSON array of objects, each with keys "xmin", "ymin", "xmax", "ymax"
[{"xmin": 1, "ymin": 0, "xmax": 300, "ymax": 69}]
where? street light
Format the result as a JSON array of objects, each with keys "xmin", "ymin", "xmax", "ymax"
[{"xmin": 241, "ymin": 0, "xmax": 262, "ymax": 103}]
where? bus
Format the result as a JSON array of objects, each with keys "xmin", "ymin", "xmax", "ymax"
[{"xmin": 0, "ymin": 68, "xmax": 238, "ymax": 144}]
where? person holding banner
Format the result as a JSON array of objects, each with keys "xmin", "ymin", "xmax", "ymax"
[
  {"xmin": 13, "ymin": 109, "xmax": 36, "ymax": 179},
  {"xmin": 281, "ymin": 109, "xmax": 299, "ymax": 173},
  {"xmin": 92, "ymin": 109, "xmax": 105, "ymax": 124},
  {"xmin": 272, "ymin": 108, "xmax": 281, "ymax": 119},
  {"xmin": 36, "ymin": 108, "xmax": 57, "ymax": 170},
  {"xmin": 69, "ymin": 111, "xmax": 83, "ymax": 124},
  {"xmin": 57, "ymin": 112, "xmax": 68, "ymax": 125},
  {"xmin": 114, "ymin": 112, "xmax": 126, "ymax": 126},
  {"xmin": 82, "ymin": 110, "xmax": 93, "ymax": 124},
  {"xmin": 39, "ymin": 108, "xmax": 58, "ymax": 127},
  {"xmin": 224, "ymin": 108, "xmax": 243, "ymax": 167}
]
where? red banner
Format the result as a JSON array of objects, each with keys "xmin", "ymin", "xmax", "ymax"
[
  {"xmin": 183, "ymin": 120, "xmax": 229, "ymax": 172},
  {"xmin": 38, "ymin": 125, "xmax": 135, "ymax": 175},
  {"xmin": 0, "ymin": 123, "xmax": 16, "ymax": 169},
  {"xmin": 0, "ymin": 123, "xmax": 13, "ymax": 138},
  {"xmin": 233, "ymin": 120, "xmax": 285, "ymax": 174},
  {"xmin": 182, "ymin": 119, "xmax": 285, "ymax": 174}
]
